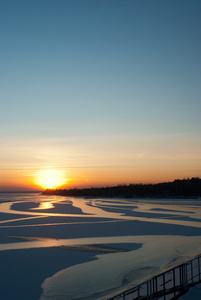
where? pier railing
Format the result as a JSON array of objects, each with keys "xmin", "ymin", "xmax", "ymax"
[{"xmin": 107, "ymin": 254, "xmax": 201, "ymax": 300}]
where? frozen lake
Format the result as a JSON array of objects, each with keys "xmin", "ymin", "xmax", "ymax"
[{"xmin": 0, "ymin": 193, "xmax": 201, "ymax": 300}]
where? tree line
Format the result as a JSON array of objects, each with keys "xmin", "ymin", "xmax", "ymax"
[{"xmin": 42, "ymin": 177, "xmax": 201, "ymax": 198}]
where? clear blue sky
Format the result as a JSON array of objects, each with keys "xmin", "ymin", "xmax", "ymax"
[{"xmin": 0, "ymin": 0, "xmax": 201, "ymax": 190}]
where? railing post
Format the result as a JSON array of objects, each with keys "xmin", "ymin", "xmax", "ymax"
[
  {"xmin": 179, "ymin": 265, "xmax": 183, "ymax": 287},
  {"xmin": 150, "ymin": 279, "xmax": 153, "ymax": 300},
  {"xmin": 185, "ymin": 263, "xmax": 188, "ymax": 289},
  {"xmin": 163, "ymin": 273, "xmax": 166, "ymax": 300},
  {"xmin": 147, "ymin": 281, "xmax": 149, "ymax": 300},
  {"xmin": 198, "ymin": 257, "xmax": 201, "ymax": 281},
  {"xmin": 182, "ymin": 263, "xmax": 188, "ymax": 291},
  {"xmin": 155, "ymin": 276, "xmax": 158, "ymax": 299},
  {"xmin": 173, "ymin": 268, "xmax": 176, "ymax": 297},
  {"xmin": 138, "ymin": 286, "xmax": 140, "ymax": 300},
  {"xmin": 191, "ymin": 260, "xmax": 194, "ymax": 283}
]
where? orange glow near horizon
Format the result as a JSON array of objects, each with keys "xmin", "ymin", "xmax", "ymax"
[
  {"xmin": 33, "ymin": 169, "xmax": 68, "ymax": 190},
  {"xmin": 0, "ymin": 161, "xmax": 200, "ymax": 192},
  {"xmin": 0, "ymin": 168, "xmax": 200, "ymax": 192}
]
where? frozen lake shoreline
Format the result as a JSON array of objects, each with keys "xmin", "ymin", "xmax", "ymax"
[{"xmin": 0, "ymin": 193, "xmax": 201, "ymax": 299}]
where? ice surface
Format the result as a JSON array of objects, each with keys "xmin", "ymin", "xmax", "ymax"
[
  {"xmin": 179, "ymin": 283, "xmax": 201, "ymax": 300},
  {"xmin": 0, "ymin": 194, "xmax": 201, "ymax": 300},
  {"xmin": 39, "ymin": 235, "xmax": 201, "ymax": 300}
]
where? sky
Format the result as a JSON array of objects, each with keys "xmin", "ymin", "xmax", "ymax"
[{"xmin": 0, "ymin": 0, "xmax": 201, "ymax": 191}]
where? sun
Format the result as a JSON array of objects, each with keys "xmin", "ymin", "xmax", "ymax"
[{"xmin": 34, "ymin": 169, "xmax": 67, "ymax": 190}]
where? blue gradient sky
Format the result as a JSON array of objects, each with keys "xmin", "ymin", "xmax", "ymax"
[{"xmin": 1, "ymin": 0, "xmax": 201, "ymax": 190}]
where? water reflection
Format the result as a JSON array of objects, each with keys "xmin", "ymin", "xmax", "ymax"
[
  {"xmin": 38, "ymin": 234, "xmax": 201, "ymax": 300},
  {"xmin": 31, "ymin": 202, "xmax": 55, "ymax": 210},
  {"xmin": 0, "ymin": 196, "xmax": 201, "ymax": 229},
  {"xmin": 0, "ymin": 194, "xmax": 201, "ymax": 300}
]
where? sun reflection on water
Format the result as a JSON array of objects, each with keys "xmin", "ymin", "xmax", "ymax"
[{"xmin": 31, "ymin": 202, "xmax": 55, "ymax": 210}]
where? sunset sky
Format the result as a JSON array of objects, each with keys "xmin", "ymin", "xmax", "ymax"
[{"xmin": 1, "ymin": 0, "xmax": 201, "ymax": 191}]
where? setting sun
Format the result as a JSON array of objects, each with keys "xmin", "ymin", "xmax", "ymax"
[{"xmin": 34, "ymin": 169, "xmax": 67, "ymax": 189}]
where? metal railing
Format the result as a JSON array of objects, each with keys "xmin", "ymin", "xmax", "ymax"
[{"xmin": 107, "ymin": 254, "xmax": 201, "ymax": 300}]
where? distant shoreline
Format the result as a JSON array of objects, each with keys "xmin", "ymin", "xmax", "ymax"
[
  {"xmin": 42, "ymin": 177, "xmax": 201, "ymax": 198},
  {"xmin": 0, "ymin": 191, "xmax": 41, "ymax": 193}
]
